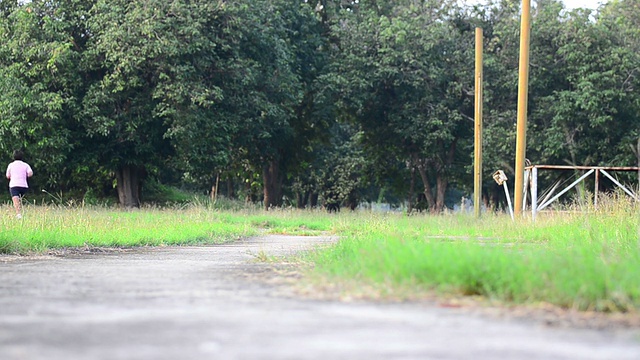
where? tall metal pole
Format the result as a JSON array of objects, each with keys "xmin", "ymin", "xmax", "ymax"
[
  {"xmin": 514, "ymin": 0, "xmax": 532, "ymax": 218},
  {"xmin": 474, "ymin": 28, "xmax": 483, "ymax": 219}
]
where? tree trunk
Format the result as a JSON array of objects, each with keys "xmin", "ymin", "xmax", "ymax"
[
  {"xmin": 296, "ymin": 192, "xmax": 305, "ymax": 209},
  {"xmin": 433, "ymin": 140, "xmax": 457, "ymax": 213},
  {"xmin": 345, "ymin": 192, "xmax": 358, "ymax": 210},
  {"xmin": 263, "ymin": 159, "xmax": 283, "ymax": 210},
  {"xmin": 245, "ymin": 180, "xmax": 253, "ymax": 204},
  {"xmin": 116, "ymin": 165, "xmax": 141, "ymax": 208},
  {"xmin": 304, "ymin": 191, "xmax": 311, "ymax": 208},
  {"xmin": 414, "ymin": 141, "xmax": 457, "ymax": 213},
  {"xmin": 435, "ymin": 174, "xmax": 448, "ymax": 213},
  {"xmin": 489, "ymin": 185, "xmax": 500, "ymax": 212},
  {"xmin": 211, "ymin": 173, "xmax": 220, "ymax": 202},
  {"xmin": 407, "ymin": 165, "xmax": 416, "ymax": 213},
  {"xmin": 309, "ymin": 193, "xmax": 318, "ymax": 208},
  {"xmin": 226, "ymin": 177, "xmax": 235, "ymax": 199},
  {"xmin": 416, "ymin": 164, "xmax": 436, "ymax": 211}
]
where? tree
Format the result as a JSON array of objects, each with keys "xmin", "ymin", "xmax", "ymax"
[
  {"xmin": 327, "ymin": 1, "xmax": 475, "ymax": 212},
  {"xmin": 2, "ymin": 0, "xmax": 638, "ymax": 209},
  {"xmin": 597, "ymin": 0, "xmax": 640, "ymax": 169},
  {"xmin": 295, "ymin": 122, "xmax": 371, "ymax": 210},
  {"xmin": 0, "ymin": 0, "xmax": 91, "ymax": 191},
  {"xmin": 472, "ymin": 0, "xmax": 640, "ymax": 205},
  {"xmin": 82, "ymin": 0, "xmax": 232, "ymax": 207},
  {"xmin": 224, "ymin": 1, "xmax": 329, "ymax": 209},
  {"xmin": 527, "ymin": 1, "xmax": 635, "ymax": 167}
]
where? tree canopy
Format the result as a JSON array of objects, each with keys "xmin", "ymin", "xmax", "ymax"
[{"xmin": 0, "ymin": 0, "xmax": 637, "ymax": 210}]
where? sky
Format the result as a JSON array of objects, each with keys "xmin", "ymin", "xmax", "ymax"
[
  {"xmin": 465, "ymin": 0, "xmax": 606, "ymax": 10},
  {"xmin": 562, "ymin": 0, "xmax": 604, "ymax": 9}
]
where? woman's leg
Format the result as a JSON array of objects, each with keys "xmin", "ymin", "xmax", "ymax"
[
  {"xmin": 9, "ymin": 187, "xmax": 27, "ymax": 218},
  {"xmin": 12, "ymin": 195, "xmax": 21, "ymax": 217}
]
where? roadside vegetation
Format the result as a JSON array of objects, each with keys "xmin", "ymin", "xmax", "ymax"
[
  {"xmin": 306, "ymin": 201, "xmax": 640, "ymax": 312},
  {"xmin": 0, "ymin": 202, "xmax": 336, "ymax": 254},
  {"xmin": 1, "ymin": 196, "xmax": 638, "ymax": 313}
]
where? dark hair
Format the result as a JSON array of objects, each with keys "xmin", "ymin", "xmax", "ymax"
[{"xmin": 13, "ymin": 150, "xmax": 23, "ymax": 161}]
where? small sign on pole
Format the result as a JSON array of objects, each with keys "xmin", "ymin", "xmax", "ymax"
[{"xmin": 493, "ymin": 170, "xmax": 514, "ymax": 221}]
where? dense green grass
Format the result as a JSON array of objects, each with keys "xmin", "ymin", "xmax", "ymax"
[
  {"xmin": 0, "ymin": 204, "xmax": 336, "ymax": 254},
  {"xmin": 305, "ymin": 205, "xmax": 640, "ymax": 312}
]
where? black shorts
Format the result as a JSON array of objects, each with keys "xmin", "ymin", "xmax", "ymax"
[{"xmin": 9, "ymin": 187, "xmax": 28, "ymax": 197}]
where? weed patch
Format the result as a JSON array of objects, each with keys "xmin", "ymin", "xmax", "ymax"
[{"xmin": 305, "ymin": 207, "xmax": 640, "ymax": 313}]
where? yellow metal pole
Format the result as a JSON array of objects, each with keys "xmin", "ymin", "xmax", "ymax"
[
  {"xmin": 474, "ymin": 28, "xmax": 483, "ymax": 219},
  {"xmin": 514, "ymin": 0, "xmax": 531, "ymax": 218}
]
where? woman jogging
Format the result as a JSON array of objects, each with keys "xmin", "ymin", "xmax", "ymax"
[{"xmin": 6, "ymin": 150, "xmax": 33, "ymax": 219}]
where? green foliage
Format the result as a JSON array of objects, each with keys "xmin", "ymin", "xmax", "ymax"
[
  {"xmin": 0, "ymin": 0, "xmax": 89, "ymax": 189},
  {"xmin": 0, "ymin": 0, "xmax": 638, "ymax": 210},
  {"xmin": 141, "ymin": 181, "xmax": 195, "ymax": 205},
  {"xmin": 476, "ymin": 0, "xmax": 640, "ymax": 201},
  {"xmin": 324, "ymin": 2, "xmax": 475, "ymax": 211},
  {"xmin": 528, "ymin": 1, "xmax": 640, "ymax": 168},
  {"xmin": 319, "ymin": 123, "xmax": 372, "ymax": 209},
  {"xmin": 81, "ymin": 0, "xmax": 232, "ymax": 181}
]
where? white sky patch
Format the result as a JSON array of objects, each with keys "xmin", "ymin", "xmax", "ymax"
[
  {"xmin": 462, "ymin": 0, "xmax": 605, "ymax": 10},
  {"xmin": 562, "ymin": 0, "xmax": 604, "ymax": 9}
]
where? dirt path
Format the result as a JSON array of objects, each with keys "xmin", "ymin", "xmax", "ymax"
[{"xmin": 1, "ymin": 235, "xmax": 639, "ymax": 360}]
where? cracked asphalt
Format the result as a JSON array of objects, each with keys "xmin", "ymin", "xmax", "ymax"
[{"xmin": 1, "ymin": 235, "xmax": 639, "ymax": 360}]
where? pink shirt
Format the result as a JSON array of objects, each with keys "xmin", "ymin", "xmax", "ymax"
[{"xmin": 6, "ymin": 161, "xmax": 33, "ymax": 188}]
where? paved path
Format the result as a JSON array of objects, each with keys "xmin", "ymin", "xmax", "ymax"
[{"xmin": 1, "ymin": 236, "xmax": 639, "ymax": 360}]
